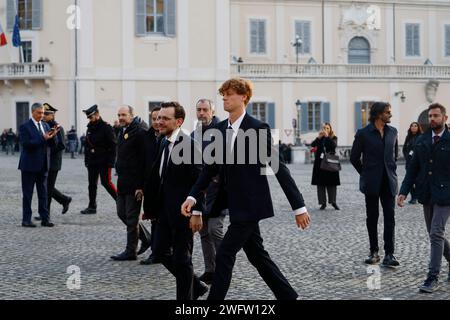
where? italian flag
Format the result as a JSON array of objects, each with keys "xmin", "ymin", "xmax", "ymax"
[{"xmin": 0, "ymin": 22, "xmax": 7, "ymax": 47}]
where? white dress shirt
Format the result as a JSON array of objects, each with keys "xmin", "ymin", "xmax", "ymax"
[
  {"xmin": 159, "ymin": 127, "xmax": 181, "ymax": 177},
  {"xmin": 31, "ymin": 118, "xmax": 45, "ymax": 136},
  {"xmin": 189, "ymin": 111, "xmax": 308, "ymax": 217}
]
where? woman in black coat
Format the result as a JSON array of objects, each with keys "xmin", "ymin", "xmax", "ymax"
[
  {"xmin": 402, "ymin": 122, "xmax": 423, "ymax": 204},
  {"xmin": 311, "ymin": 123, "xmax": 341, "ymax": 210}
]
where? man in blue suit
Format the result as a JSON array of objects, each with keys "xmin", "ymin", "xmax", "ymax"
[{"xmin": 19, "ymin": 103, "xmax": 60, "ymax": 228}]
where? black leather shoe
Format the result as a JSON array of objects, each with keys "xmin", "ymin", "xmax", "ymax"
[
  {"xmin": 193, "ymin": 281, "xmax": 209, "ymax": 300},
  {"xmin": 111, "ymin": 252, "xmax": 137, "ymax": 261},
  {"xmin": 41, "ymin": 221, "xmax": 55, "ymax": 227},
  {"xmin": 419, "ymin": 276, "xmax": 439, "ymax": 293},
  {"xmin": 364, "ymin": 252, "xmax": 380, "ymax": 264},
  {"xmin": 62, "ymin": 197, "xmax": 72, "ymax": 214},
  {"xmin": 140, "ymin": 254, "xmax": 162, "ymax": 265},
  {"xmin": 382, "ymin": 254, "xmax": 400, "ymax": 268},
  {"xmin": 137, "ymin": 241, "xmax": 151, "ymax": 256},
  {"xmin": 22, "ymin": 222, "xmax": 37, "ymax": 228},
  {"xmin": 199, "ymin": 272, "xmax": 215, "ymax": 285},
  {"xmin": 320, "ymin": 204, "xmax": 326, "ymax": 210},
  {"xmin": 332, "ymin": 203, "xmax": 340, "ymax": 210},
  {"xmin": 81, "ymin": 207, "xmax": 97, "ymax": 215},
  {"xmin": 34, "ymin": 217, "xmax": 42, "ymax": 221}
]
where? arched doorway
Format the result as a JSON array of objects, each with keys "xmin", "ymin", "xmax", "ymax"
[
  {"xmin": 418, "ymin": 110, "xmax": 429, "ymax": 132},
  {"xmin": 348, "ymin": 37, "xmax": 371, "ymax": 64}
]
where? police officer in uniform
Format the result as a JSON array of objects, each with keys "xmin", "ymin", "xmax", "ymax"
[
  {"xmin": 36, "ymin": 103, "xmax": 72, "ymax": 219},
  {"xmin": 81, "ymin": 105, "xmax": 118, "ymax": 214}
]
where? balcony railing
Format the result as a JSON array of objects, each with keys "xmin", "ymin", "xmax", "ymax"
[
  {"xmin": 0, "ymin": 62, "xmax": 52, "ymax": 80},
  {"xmin": 231, "ymin": 63, "xmax": 450, "ymax": 79}
]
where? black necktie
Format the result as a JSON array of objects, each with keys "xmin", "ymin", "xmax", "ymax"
[
  {"xmin": 38, "ymin": 122, "xmax": 43, "ymax": 136},
  {"xmin": 433, "ymin": 135, "xmax": 440, "ymax": 145},
  {"xmin": 161, "ymin": 139, "xmax": 171, "ymax": 180}
]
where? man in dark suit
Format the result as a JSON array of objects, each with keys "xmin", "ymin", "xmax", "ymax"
[
  {"xmin": 350, "ymin": 102, "xmax": 399, "ymax": 267},
  {"xmin": 19, "ymin": 103, "xmax": 59, "ymax": 228},
  {"xmin": 81, "ymin": 105, "xmax": 117, "ymax": 215},
  {"xmin": 147, "ymin": 102, "xmax": 208, "ymax": 300},
  {"xmin": 182, "ymin": 78, "xmax": 311, "ymax": 300},
  {"xmin": 111, "ymin": 106, "xmax": 148, "ymax": 261},
  {"xmin": 398, "ymin": 103, "xmax": 450, "ymax": 293}
]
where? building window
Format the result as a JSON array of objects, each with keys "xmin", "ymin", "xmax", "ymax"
[
  {"xmin": 7, "ymin": 0, "xmax": 41, "ymax": 31},
  {"xmin": 348, "ymin": 37, "xmax": 370, "ymax": 64},
  {"xmin": 22, "ymin": 41, "xmax": 32, "ymax": 63},
  {"xmin": 250, "ymin": 19, "xmax": 267, "ymax": 54},
  {"xmin": 250, "ymin": 102, "xmax": 267, "ymax": 123},
  {"xmin": 149, "ymin": 101, "xmax": 163, "ymax": 125},
  {"xmin": 406, "ymin": 23, "xmax": 420, "ymax": 57},
  {"xmin": 136, "ymin": 0, "xmax": 176, "ymax": 37},
  {"xmin": 294, "ymin": 20, "xmax": 311, "ymax": 54},
  {"xmin": 445, "ymin": 25, "xmax": 450, "ymax": 57},
  {"xmin": 16, "ymin": 102, "xmax": 30, "ymax": 130},
  {"xmin": 307, "ymin": 102, "xmax": 322, "ymax": 131},
  {"xmin": 355, "ymin": 101, "xmax": 374, "ymax": 130}
]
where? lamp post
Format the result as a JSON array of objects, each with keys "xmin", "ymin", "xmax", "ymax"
[
  {"xmin": 291, "ymin": 35, "xmax": 303, "ymax": 73},
  {"xmin": 237, "ymin": 57, "xmax": 243, "ymax": 73},
  {"xmin": 295, "ymin": 99, "xmax": 302, "ymax": 145}
]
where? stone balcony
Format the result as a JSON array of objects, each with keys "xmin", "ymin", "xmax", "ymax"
[
  {"xmin": 231, "ymin": 63, "xmax": 450, "ymax": 80},
  {"xmin": 0, "ymin": 62, "xmax": 52, "ymax": 93}
]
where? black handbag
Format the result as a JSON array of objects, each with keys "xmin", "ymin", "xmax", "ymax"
[{"xmin": 319, "ymin": 141, "xmax": 341, "ymax": 172}]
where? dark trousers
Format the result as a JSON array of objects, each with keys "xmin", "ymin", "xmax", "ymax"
[
  {"xmin": 116, "ymin": 194, "xmax": 146, "ymax": 254},
  {"xmin": 47, "ymin": 170, "xmax": 71, "ymax": 214},
  {"xmin": 153, "ymin": 216, "xmax": 202, "ymax": 300},
  {"xmin": 87, "ymin": 165, "xmax": 117, "ymax": 208},
  {"xmin": 208, "ymin": 221, "xmax": 298, "ymax": 300},
  {"xmin": 21, "ymin": 171, "xmax": 50, "ymax": 223},
  {"xmin": 364, "ymin": 178, "xmax": 396, "ymax": 255},
  {"xmin": 317, "ymin": 185, "xmax": 337, "ymax": 205},
  {"xmin": 423, "ymin": 204, "xmax": 450, "ymax": 278}
]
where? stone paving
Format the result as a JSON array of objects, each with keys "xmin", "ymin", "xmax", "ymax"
[{"xmin": 0, "ymin": 153, "xmax": 449, "ymax": 300}]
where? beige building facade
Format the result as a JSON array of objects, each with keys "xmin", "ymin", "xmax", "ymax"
[{"xmin": 1, "ymin": 0, "xmax": 450, "ymax": 146}]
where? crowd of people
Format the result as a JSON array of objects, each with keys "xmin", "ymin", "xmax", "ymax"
[{"xmin": 13, "ymin": 77, "xmax": 450, "ymax": 299}]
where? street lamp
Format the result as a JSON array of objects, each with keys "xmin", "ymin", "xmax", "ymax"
[
  {"xmin": 395, "ymin": 91, "xmax": 406, "ymax": 103},
  {"xmin": 295, "ymin": 99, "xmax": 302, "ymax": 145},
  {"xmin": 291, "ymin": 35, "xmax": 303, "ymax": 73}
]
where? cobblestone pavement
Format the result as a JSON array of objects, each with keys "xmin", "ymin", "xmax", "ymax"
[{"xmin": 0, "ymin": 154, "xmax": 449, "ymax": 300}]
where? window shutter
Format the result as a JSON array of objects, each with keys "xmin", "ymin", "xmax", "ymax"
[
  {"xmin": 301, "ymin": 103, "xmax": 308, "ymax": 133},
  {"xmin": 267, "ymin": 103, "xmax": 275, "ymax": 129},
  {"xmin": 7, "ymin": 0, "xmax": 15, "ymax": 31},
  {"xmin": 136, "ymin": 0, "xmax": 146, "ymax": 36},
  {"xmin": 164, "ymin": 0, "xmax": 176, "ymax": 37},
  {"xmin": 413, "ymin": 24, "xmax": 420, "ymax": 56},
  {"xmin": 31, "ymin": 0, "xmax": 42, "ymax": 30},
  {"xmin": 321, "ymin": 102, "xmax": 330, "ymax": 124},
  {"xmin": 446, "ymin": 25, "xmax": 450, "ymax": 57},
  {"xmin": 258, "ymin": 20, "xmax": 266, "ymax": 54},
  {"xmin": 303, "ymin": 21, "xmax": 311, "ymax": 54},
  {"xmin": 406, "ymin": 24, "xmax": 412, "ymax": 56},
  {"xmin": 246, "ymin": 103, "xmax": 253, "ymax": 115},
  {"xmin": 250, "ymin": 20, "xmax": 258, "ymax": 53},
  {"xmin": 355, "ymin": 102, "xmax": 363, "ymax": 131}
]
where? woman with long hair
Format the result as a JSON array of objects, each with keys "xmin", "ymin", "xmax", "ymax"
[
  {"xmin": 402, "ymin": 122, "xmax": 423, "ymax": 204},
  {"xmin": 311, "ymin": 122, "xmax": 341, "ymax": 210}
]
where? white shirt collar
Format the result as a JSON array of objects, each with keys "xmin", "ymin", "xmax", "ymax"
[
  {"xmin": 31, "ymin": 118, "xmax": 41, "ymax": 126},
  {"xmin": 167, "ymin": 127, "xmax": 181, "ymax": 144},
  {"xmin": 432, "ymin": 128, "xmax": 445, "ymax": 138},
  {"xmin": 227, "ymin": 112, "xmax": 246, "ymax": 132}
]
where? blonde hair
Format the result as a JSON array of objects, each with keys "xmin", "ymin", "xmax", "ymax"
[{"xmin": 323, "ymin": 122, "xmax": 336, "ymax": 138}]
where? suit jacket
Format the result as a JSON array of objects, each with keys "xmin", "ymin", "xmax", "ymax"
[
  {"xmin": 189, "ymin": 114, "xmax": 306, "ymax": 223},
  {"xmin": 18, "ymin": 119, "xmax": 55, "ymax": 173},
  {"xmin": 147, "ymin": 131, "xmax": 204, "ymax": 225},
  {"xmin": 400, "ymin": 128, "xmax": 450, "ymax": 206},
  {"xmin": 350, "ymin": 123, "xmax": 398, "ymax": 197}
]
